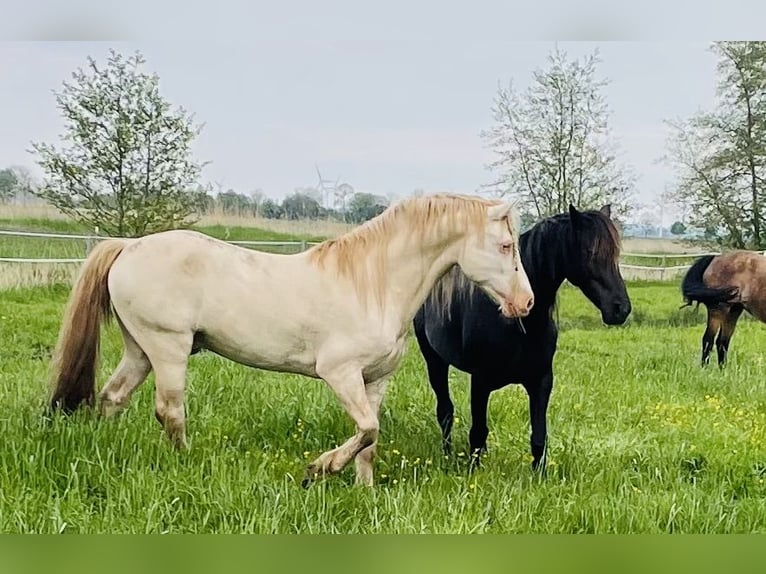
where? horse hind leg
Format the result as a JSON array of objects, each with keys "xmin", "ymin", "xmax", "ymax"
[
  {"xmin": 716, "ymin": 304, "xmax": 744, "ymax": 367},
  {"xmin": 152, "ymin": 358, "xmax": 190, "ymax": 449},
  {"xmin": 98, "ymin": 318, "xmax": 152, "ymax": 417},
  {"xmin": 125, "ymin": 326, "xmax": 194, "ymax": 449},
  {"xmin": 701, "ymin": 306, "xmax": 724, "ymax": 367}
]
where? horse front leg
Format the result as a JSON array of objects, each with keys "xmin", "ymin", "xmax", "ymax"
[
  {"xmin": 413, "ymin": 317, "xmax": 454, "ymax": 453},
  {"xmin": 525, "ymin": 370, "xmax": 553, "ymax": 474},
  {"xmin": 303, "ymin": 364, "xmax": 379, "ymax": 488},
  {"xmin": 353, "ymin": 377, "xmax": 390, "ymax": 486},
  {"xmin": 468, "ymin": 376, "xmax": 492, "ymax": 468}
]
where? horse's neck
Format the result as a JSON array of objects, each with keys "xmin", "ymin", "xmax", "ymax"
[
  {"xmin": 381, "ymin": 227, "xmax": 463, "ymax": 326},
  {"xmin": 522, "ymin": 221, "xmax": 569, "ymax": 308}
]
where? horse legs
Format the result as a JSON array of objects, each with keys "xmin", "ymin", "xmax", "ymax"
[
  {"xmin": 702, "ymin": 306, "xmax": 725, "ymax": 366},
  {"xmin": 128, "ymin": 327, "xmax": 193, "ymax": 449},
  {"xmin": 468, "ymin": 377, "xmax": 491, "ymax": 468},
  {"xmin": 303, "ymin": 364, "xmax": 379, "ymax": 487},
  {"xmin": 413, "ymin": 321, "xmax": 454, "ymax": 453},
  {"xmin": 98, "ymin": 318, "xmax": 152, "ymax": 417},
  {"xmin": 354, "ymin": 377, "xmax": 389, "ymax": 486},
  {"xmin": 524, "ymin": 370, "xmax": 553, "ymax": 473},
  {"xmin": 716, "ymin": 304, "xmax": 744, "ymax": 367},
  {"xmin": 152, "ymin": 359, "xmax": 190, "ymax": 449}
]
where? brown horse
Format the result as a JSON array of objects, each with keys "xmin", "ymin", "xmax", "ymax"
[{"xmin": 681, "ymin": 250, "xmax": 766, "ymax": 366}]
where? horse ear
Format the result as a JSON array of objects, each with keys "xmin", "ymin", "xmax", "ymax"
[
  {"xmin": 600, "ymin": 204, "xmax": 612, "ymax": 218},
  {"xmin": 568, "ymin": 203, "xmax": 582, "ymax": 230},
  {"xmin": 568, "ymin": 204, "xmax": 579, "ymax": 219},
  {"xmin": 487, "ymin": 202, "xmax": 513, "ymax": 221}
]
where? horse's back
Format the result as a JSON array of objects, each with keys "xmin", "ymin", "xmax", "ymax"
[
  {"xmin": 109, "ymin": 230, "xmax": 264, "ymax": 293},
  {"xmin": 706, "ymin": 250, "xmax": 766, "ymax": 292},
  {"xmin": 706, "ymin": 250, "xmax": 766, "ymax": 318},
  {"xmin": 107, "ymin": 229, "xmax": 310, "ymax": 332}
]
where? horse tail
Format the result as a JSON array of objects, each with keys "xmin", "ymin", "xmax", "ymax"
[
  {"xmin": 49, "ymin": 238, "xmax": 129, "ymax": 413},
  {"xmin": 681, "ymin": 254, "xmax": 739, "ymax": 307}
]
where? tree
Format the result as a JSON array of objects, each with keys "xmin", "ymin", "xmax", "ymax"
[
  {"xmin": 0, "ymin": 168, "xmax": 18, "ymax": 203},
  {"xmin": 186, "ymin": 186, "xmax": 214, "ymax": 214},
  {"xmin": 295, "ymin": 186, "xmax": 322, "ymax": 206},
  {"xmin": 481, "ymin": 46, "xmax": 634, "ymax": 219},
  {"xmin": 670, "ymin": 221, "xmax": 687, "ymax": 235},
  {"xmin": 636, "ymin": 203, "xmax": 660, "ymax": 237},
  {"xmin": 30, "ymin": 49, "xmax": 208, "ymax": 237},
  {"xmin": 346, "ymin": 192, "xmax": 388, "ymax": 223},
  {"xmin": 665, "ymin": 42, "xmax": 766, "ymax": 249},
  {"xmin": 217, "ymin": 189, "xmax": 253, "ymax": 216},
  {"xmin": 519, "ymin": 211, "xmax": 537, "ymax": 232},
  {"xmin": 334, "ymin": 182, "xmax": 354, "ymax": 219},
  {"xmin": 260, "ymin": 198, "xmax": 283, "ymax": 219},
  {"xmin": 282, "ymin": 191, "xmax": 321, "ymax": 219},
  {"xmin": 250, "ymin": 188, "xmax": 265, "ymax": 217},
  {"xmin": 0, "ymin": 166, "xmax": 36, "ymax": 204}
]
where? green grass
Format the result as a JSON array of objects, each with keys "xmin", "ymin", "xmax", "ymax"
[{"xmin": 2, "ymin": 280, "xmax": 766, "ymax": 533}]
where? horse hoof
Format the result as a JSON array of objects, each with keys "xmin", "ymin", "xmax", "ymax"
[
  {"xmin": 468, "ymin": 450, "xmax": 484, "ymax": 472},
  {"xmin": 302, "ymin": 462, "xmax": 322, "ymax": 488}
]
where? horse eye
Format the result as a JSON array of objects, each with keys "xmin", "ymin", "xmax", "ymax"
[{"xmin": 500, "ymin": 243, "xmax": 512, "ymax": 254}]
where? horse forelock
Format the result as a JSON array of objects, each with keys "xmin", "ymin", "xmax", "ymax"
[
  {"xmin": 548, "ymin": 209, "xmax": 621, "ymax": 265},
  {"xmin": 588, "ymin": 211, "xmax": 622, "ymax": 263}
]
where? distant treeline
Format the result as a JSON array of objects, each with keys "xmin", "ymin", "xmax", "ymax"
[{"xmin": 202, "ymin": 189, "xmax": 390, "ymax": 223}]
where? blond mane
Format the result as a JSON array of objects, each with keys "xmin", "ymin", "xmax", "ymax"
[
  {"xmin": 424, "ymin": 264, "xmax": 478, "ymax": 320},
  {"xmin": 307, "ymin": 194, "xmax": 510, "ymax": 309}
]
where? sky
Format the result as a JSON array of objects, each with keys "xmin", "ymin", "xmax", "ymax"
[{"xmin": 0, "ymin": 37, "xmax": 721, "ymax": 223}]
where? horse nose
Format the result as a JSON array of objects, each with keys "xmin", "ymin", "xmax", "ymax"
[
  {"xmin": 614, "ymin": 299, "xmax": 631, "ymax": 316},
  {"xmin": 525, "ymin": 295, "xmax": 535, "ymax": 311}
]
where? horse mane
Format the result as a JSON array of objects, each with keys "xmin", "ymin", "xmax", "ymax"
[
  {"xmin": 308, "ymin": 194, "xmax": 510, "ymax": 309},
  {"xmin": 525, "ymin": 209, "xmax": 621, "ymax": 274},
  {"xmin": 425, "ymin": 265, "xmax": 478, "ymax": 320}
]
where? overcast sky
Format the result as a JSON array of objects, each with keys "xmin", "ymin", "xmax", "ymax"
[{"xmin": 1, "ymin": 39, "xmax": 720, "ymax": 220}]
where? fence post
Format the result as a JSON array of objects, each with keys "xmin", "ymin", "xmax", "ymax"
[
  {"xmin": 300, "ymin": 240, "xmax": 307, "ymax": 252},
  {"xmin": 85, "ymin": 226, "xmax": 100, "ymax": 255}
]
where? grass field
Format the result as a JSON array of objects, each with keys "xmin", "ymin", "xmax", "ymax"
[
  {"xmin": 3, "ymin": 278, "xmax": 766, "ymax": 533},
  {"xmin": 1, "ymin": 211, "xmax": 763, "ymax": 533}
]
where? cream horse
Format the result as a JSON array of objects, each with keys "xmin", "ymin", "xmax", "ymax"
[{"xmin": 48, "ymin": 194, "xmax": 534, "ymax": 486}]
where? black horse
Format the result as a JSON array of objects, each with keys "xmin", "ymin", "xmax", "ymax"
[{"xmin": 413, "ymin": 204, "xmax": 632, "ymax": 471}]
